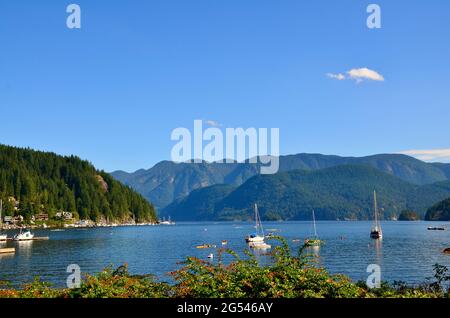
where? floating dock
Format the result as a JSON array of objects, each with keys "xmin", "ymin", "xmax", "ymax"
[
  {"xmin": 5, "ymin": 236, "xmax": 49, "ymax": 241},
  {"xmin": 0, "ymin": 248, "xmax": 15, "ymax": 254}
]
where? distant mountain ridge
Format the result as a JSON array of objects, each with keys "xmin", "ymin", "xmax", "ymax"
[
  {"xmin": 112, "ymin": 153, "xmax": 450, "ymax": 210},
  {"xmin": 163, "ymin": 165, "xmax": 450, "ymax": 221}
]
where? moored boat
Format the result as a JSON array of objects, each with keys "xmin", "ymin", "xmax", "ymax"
[
  {"xmin": 196, "ymin": 244, "xmax": 216, "ymax": 249},
  {"xmin": 427, "ymin": 226, "xmax": 446, "ymax": 231},
  {"xmin": 0, "ymin": 200, "xmax": 7, "ymax": 241},
  {"xmin": 245, "ymin": 204, "xmax": 267, "ymax": 243},
  {"xmin": 245, "ymin": 204, "xmax": 271, "ymax": 249},
  {"xmin": 305, "ymin": 210, "xmax": 323, "ymax": 247},
  {"xmin": 370, "ymin": 191, "xmax": 383, "ymax": 239},
  {"xmin": 13, "ymin": 229, "xmax": 34, "ymax": 241},
  {"xmin": 159, "ymin": 216, "xmax": 175, "ymax": 225}
]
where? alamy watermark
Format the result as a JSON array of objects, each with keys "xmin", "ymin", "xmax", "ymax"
[
  {"xmin": 367, "ymin": 4, "xmax": 381, "ymax": 29},
  {"xmin": 66, "ymin": 264, "xmax": 81, "ymax": 288},
  {"xmin": 66, "ymin": 4, "xmax": 81, "ymax": 29},
  {"xmin": 366, "ymin": 264, "xmax": 381, "ymax": 289},
  {"xmin": 171, "ymin": 120, "xmax": 280, "ymax": 174}
]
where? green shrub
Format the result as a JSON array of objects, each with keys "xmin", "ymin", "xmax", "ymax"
[{"xmin": 0, "ymin": 237, "xmax": 448, "ymax": 298}]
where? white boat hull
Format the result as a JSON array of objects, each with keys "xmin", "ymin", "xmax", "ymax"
[
  {"xmin": 13, "ymin": 232, "xmax": 34, "ymax": 241},
  {"xmin": 245, "ymin": 235, "xmax": 265, "ymax": 243},
  {"xmin": 0, "ymin": 235, "xmax": 7, "ymax": 241}
]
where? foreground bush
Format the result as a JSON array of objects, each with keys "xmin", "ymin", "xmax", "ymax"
[{"xmin": 0, "ymin": 237, "xmax": 448, "ymax": 298}]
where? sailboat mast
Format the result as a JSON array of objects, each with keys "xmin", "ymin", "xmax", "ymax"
[
  {"xmin": 0, "ymin": 199, "xmax": 2, "ymax": 226},
  {"xmin": 312, "ymin": 210, "xmax": 317, "ymax": 237},
  {"xmin": 373, "ymin": 190, "xmax": 379, "ymax": 228},
  {"xmin": 255, "ymin": 204, "xmax": 265, "ymax": 237},
  {"xmin": 254, "ymin": 204, "xmax": 258, "ymax": 231}
]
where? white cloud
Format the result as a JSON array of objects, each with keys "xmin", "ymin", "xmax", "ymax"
[
  {"xmin": 398, "ymin": 148, "xmax": 450, "ymax": 162},
  {"xmin": 326, "ymin": 73, "xmax": 346, "ymax": 81},
  {"xmin": 326, "ymin": 67, "xmax": 384, "ymax": 83},
  {"xmin": 205, "ymin": 120, "xmax": 222, "ymax": 127},
  {"xmin": 347, "ymin": 68, "xmax": 384, "ymax": 82}
]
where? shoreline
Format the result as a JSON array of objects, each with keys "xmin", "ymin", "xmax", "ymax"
[
  {"xmin": 2, "ymin": 219, "xmax": 448, "ymax": 231},
  {"xmin": 0, "ymin": 221, "xmax": 172, "ymax": 231}
]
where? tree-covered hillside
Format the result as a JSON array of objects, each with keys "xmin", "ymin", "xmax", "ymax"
[
  {"xmin": 425, "ymin": 197, "xmax": 450, "ymax": 221},
  {"xmin": 0, "ymin": 144, "xmax": 156, "ymax": 223},
  {"xmin": 163, "ymin": 165, "xmax": 450, "ymax": 221},
  {"xmin": 164, "ymin": 184, "xmax": 236, "ymax": 221}
]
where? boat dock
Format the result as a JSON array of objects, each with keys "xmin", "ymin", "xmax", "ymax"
[
  {"xmin": 0, "ymin": 248, "xmax": 15, "ymax": 254},
  {"xmin": 4, "ymin": 236, "xmax": 49, "ymax": 241}
]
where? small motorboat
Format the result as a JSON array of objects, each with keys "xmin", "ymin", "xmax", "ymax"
[
  {"xmin": 427, "ymin": 226, "xmax": 446, "ymax": 231},
  {"xmin": 443, "ymin": 248, "xmax": 450, "ymax": 255},
  {"xmin": 221, "ymin": 240, "xmax": 228, "ymax": 246},
  {"xmin": 13, "ymin": 229, "xmax": 34, "ymax": 241},
  {"xmin": 207, "ymin": 253, "xmax": 214, "ymax": 259},
  {"xmin": 196, "ymin": 244, "xmax": 216, "ymax": 249}
]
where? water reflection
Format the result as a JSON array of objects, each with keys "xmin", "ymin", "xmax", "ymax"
[
  {"xmin": 0, "ymin": 254, "xmax": 15, "ymax": 261},
  {"xmin": 374, "ymin": 238, "xmax": 383, "ymax": 269},
  {"xmin": 0, "ymin": 222, "xmax": 449, "ymax": 288},
  {"xmin": 310, "ymin": 245, "xmax": 321, "ymax": 256},
  {"xmin": 14, "ymin": 241, "xmax": 33, "ymax": 258}
]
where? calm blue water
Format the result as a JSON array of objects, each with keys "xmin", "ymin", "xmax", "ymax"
[{"xmin": 1, "ymin": 221, "xmax": 449, "ymax": 288}]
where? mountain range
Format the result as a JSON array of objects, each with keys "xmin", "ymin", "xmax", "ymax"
[
  {"xmin": 112, "ymin": 153, "xmax": 450, "ymax": 220},
  {"xmin": 162, "ymin": 165, "xmax": 450, "ymax": 221}
]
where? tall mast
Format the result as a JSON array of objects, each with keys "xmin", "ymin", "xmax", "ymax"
[
  {"xmin": 254, "ymin": 204, "xmax": 258, "ymax": 231},
  {"xmin": 255, "ymin": 204, "xmax": 264, "ymax": 237},
  {"xmin": 373, "ymin": 190, "xmax": 378, "ymax": 229},
  {"xmin": 312, "ymin": 210, "xmax": 317, "ymax": 237},
  {"xmin": 0, "ymin": 199, "xmax": 2, "ymax": 226}
]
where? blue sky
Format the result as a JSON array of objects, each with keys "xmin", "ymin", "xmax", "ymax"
[{"xmin": 0, "ymin": 0, "xmax": 449, "ymax": 172}]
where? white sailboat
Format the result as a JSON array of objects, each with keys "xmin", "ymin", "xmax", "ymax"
[
  {"xmin": 0, "ymin": 200, "xmax": 7, "ymax": 241},
  {"xmin": 159, "ymin": 216, "xmax": 175, "ymax": 225},
  {"xmin": 370, "ymin": 191, "xmax": 383, "ymax": 239},
  {"xmin": 245, "ymin": 204, "xmax": 271, "ymax": 249},
  {"xmin": 305, "ymin": 210, "xmax": 323, "ymax": 247}
]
